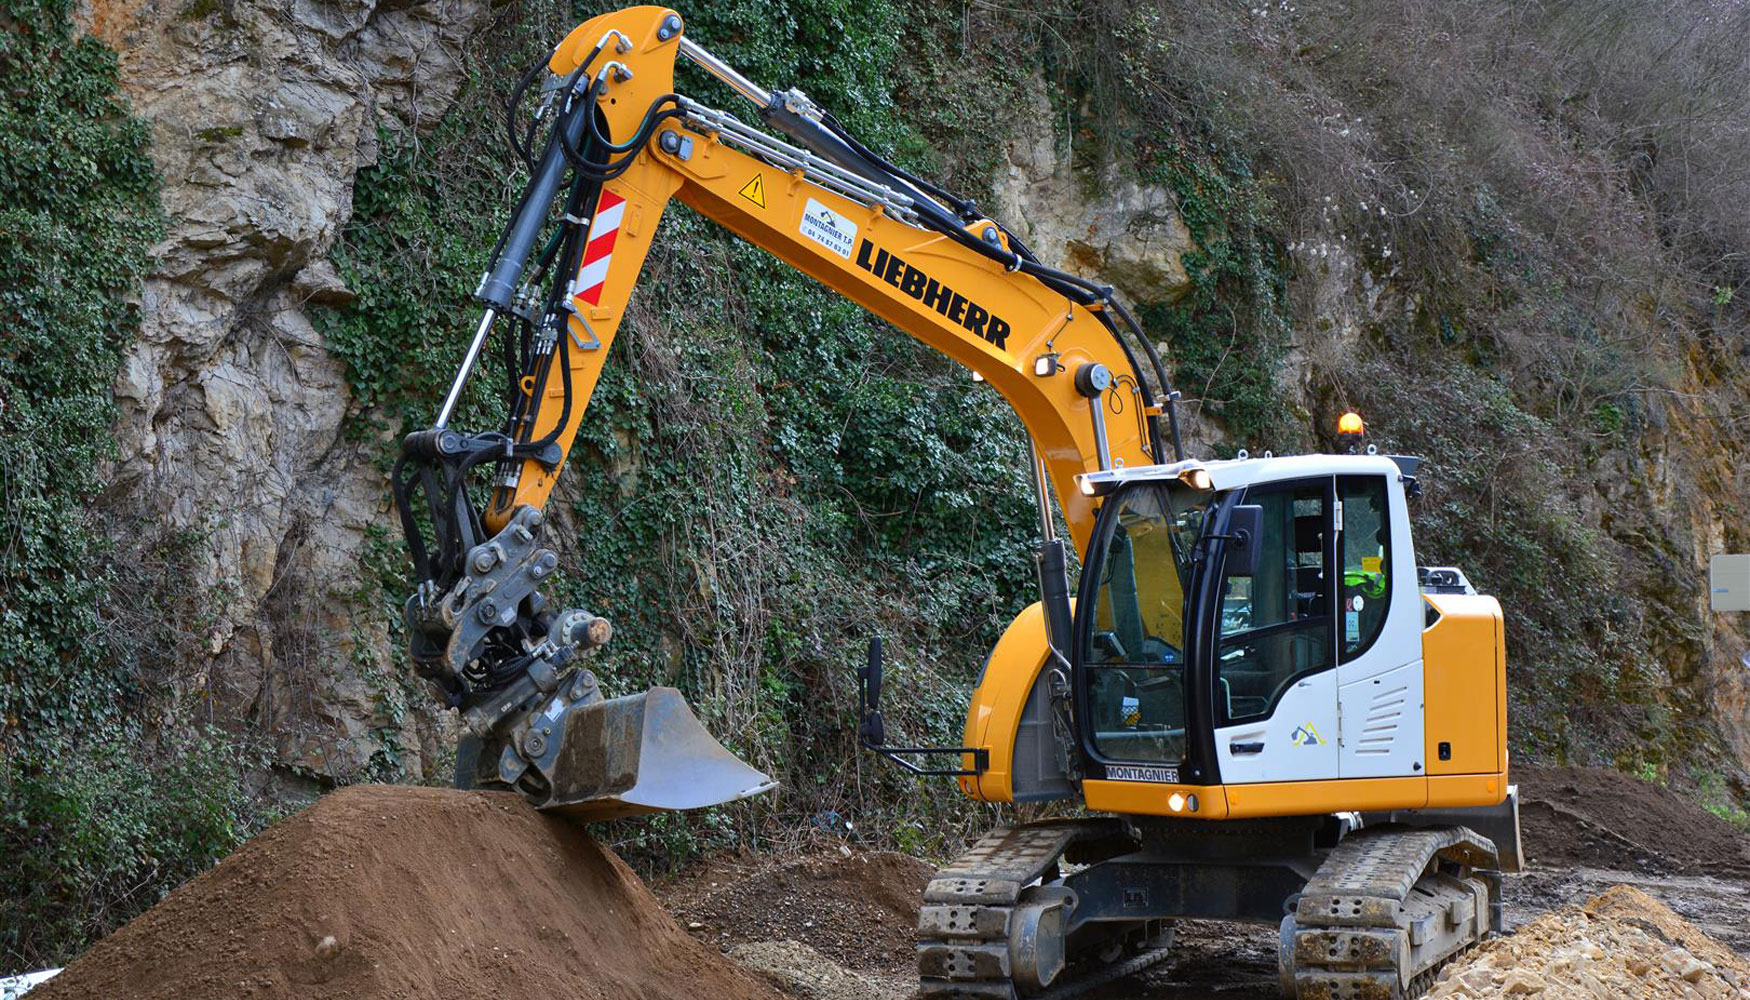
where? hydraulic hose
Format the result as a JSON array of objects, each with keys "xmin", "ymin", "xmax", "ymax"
[
  {"xmin": 792, "ymin": 101, "xmax": 1186, "ymax": 460},
  {"xmin": 478, "ymin": 95, "xmax": 597, "ymax": 309}
]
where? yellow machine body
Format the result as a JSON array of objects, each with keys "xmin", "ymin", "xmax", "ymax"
[
  {"xmin": 479, "ymin": 6, "xmax": 1512, "ymax": 827},
  {"xmin": 961, "ymin": 588, "xmax": 1510, "ymax": 819},
  {"xmin": 486, "ymin": 6, "xmax": 1159, "ymax": 544}
]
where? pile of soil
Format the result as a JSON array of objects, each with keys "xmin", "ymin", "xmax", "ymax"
[
  {"xmin": 660, "ymin": 848, "xmax": 935, "ymax": 972},
  {"xmin": 1427, "ymin": 886, "xmax": 1750, "ymax": 999},
  {"xmin": 1516, "ymin": 765, "xmax": 1750, "ymax": 876},
  {"xmin": 34, "ymin": 786, "xmax": 784, "ymax": 1000}
]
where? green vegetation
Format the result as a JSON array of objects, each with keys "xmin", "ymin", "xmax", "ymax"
[
  {"xmin": 0, "ymin": 0, "xmax": 267, "ymax": 968},
  {"xmin": 1140, "ymin": 140, "xmax": 1299, "ymax": 450},
  {"xmin": 1088, "ymin": 0, "xmax": 1749, "ymax": 775},
  {"xmin": 322, "ymin": 0, "xmax": 1750, "ymax": 865},
  {"xmin": 1694, "ymin": 768, "xmax": 1750, "ymax": 831}
]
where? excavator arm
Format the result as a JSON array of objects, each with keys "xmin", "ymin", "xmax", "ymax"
[{"xmin": 394, "ymin": 5, "xmax": 1183, "ymax": 818}]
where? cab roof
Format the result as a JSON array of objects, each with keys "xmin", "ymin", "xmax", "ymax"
[{"xmin": 1076, "ymin": 452, "xmax": 1415, "ymax": 497}]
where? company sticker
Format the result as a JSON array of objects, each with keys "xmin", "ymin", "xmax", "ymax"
[
  {"xmin": 800, "ymin": 198, "xmax": 858, "ymax": 259},
  {"xmin": 1105, "ymin": 765, "xmax": 1179, "ymax": 783}
]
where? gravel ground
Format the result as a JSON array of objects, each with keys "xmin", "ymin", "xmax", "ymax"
[{"xmin": 662, "ymin": 765, "xmax": 1750, "ymax": 1000}]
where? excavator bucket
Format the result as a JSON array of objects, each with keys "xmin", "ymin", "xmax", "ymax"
[{"xmin": 532, "ymin": 687, "xmax": 777, "ymax": 821}]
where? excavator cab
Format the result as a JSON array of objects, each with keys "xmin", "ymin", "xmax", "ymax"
[
  {"xmin": 1076, "ymin": 481, "xmax": 1206, "ymax": 769},
  {"xmin": 1054, "ymin": 452, "xmax": 1507, "ymax": 807}
]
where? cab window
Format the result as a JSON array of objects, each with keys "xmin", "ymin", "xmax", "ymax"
[
  {"xmin": 1216, "ymin": 482, "xmax": 1332, "ymax": 723},
  {"xmin": 1082, "ymin": 484, "xmax": 1210, "ymax": 763},
  {"xmin": 1339, "ymin": 476, "xmax": 1392, "ymax": 660}
]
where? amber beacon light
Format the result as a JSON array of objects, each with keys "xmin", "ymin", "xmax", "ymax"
[{"xmin": 1336, "ymin": 411, "xmax": 1365, "ymax": 452}]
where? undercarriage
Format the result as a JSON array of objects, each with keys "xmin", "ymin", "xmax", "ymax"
[{"xmin": 917, "ymin": 816, "xmax": 1504, "ymax": 1000}]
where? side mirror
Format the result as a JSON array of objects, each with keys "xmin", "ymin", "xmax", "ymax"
[
  {"xmin": 1224, "ymin": 504, "xmax": 1264, "ymax": 577},
  {"xmin": 857, "ymin": 636, "xmax": 886, "ymax": 746}
]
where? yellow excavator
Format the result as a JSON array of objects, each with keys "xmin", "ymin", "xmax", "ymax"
[{"xmin": 399, "ymin": 7, "xmax": 1522, "ymax": 998}]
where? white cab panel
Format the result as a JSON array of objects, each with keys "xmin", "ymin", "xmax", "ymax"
[
  {"xmin": 1337, "ymin": 659, "xmax": 1424, "ymax": 778},
  {"xmin": 1334, "ymin": 471, "xmax": 1424, "ymax": 686},
  {"xmin": 1215, "ymin": 669, "xmax": 1341, "ymax": 783}
]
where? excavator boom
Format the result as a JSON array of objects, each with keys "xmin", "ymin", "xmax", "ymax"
[{"xmin": 394, "ymin": 6, "xmax": 1178, "ymax": 818}]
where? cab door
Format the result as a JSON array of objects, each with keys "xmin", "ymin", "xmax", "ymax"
[
  {"xmin": 1072, "ymin": 482, "xmax": 1211, "ymax": 784},
  {"xmin": 1210, "ymin": 478, "xmax": 1341, "ymax": 783},
  {"xmin": 1333, "ymin": 473, "xmax": 1426, "ymax": 778}
]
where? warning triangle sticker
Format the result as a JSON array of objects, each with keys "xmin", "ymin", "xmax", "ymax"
[{"xmin": 738, "ymin": 173, "xmax": 767, "ymax": 209}]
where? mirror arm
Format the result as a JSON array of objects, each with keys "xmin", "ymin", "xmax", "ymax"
[
  {"xmin": 862, "ymin": 742, "xmax": 990, "ymax": 777},
  {"xmin": 854, "ymin": 635, "xmax": 988, "ymax": 776}
]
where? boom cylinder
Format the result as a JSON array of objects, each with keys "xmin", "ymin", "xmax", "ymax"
[
  {"xmin": 1030, "ymin": 447, "xmax": 1074, "ymax": 660},
  {"xmin": 476, "ymin": 86, "xmax": 596, "ymax": 310}
]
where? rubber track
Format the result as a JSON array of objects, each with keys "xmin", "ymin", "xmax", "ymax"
[
  {"xmin": 1289, "ymin": 826, "xmax": 1498, "ymax": 1000},
  {"xmin": 915, "ymin": 819, "xmax": 1131, "ymax": 1000}
]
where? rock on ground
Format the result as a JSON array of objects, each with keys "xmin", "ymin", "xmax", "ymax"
[
  {"xmin": 1429, "ymin": 886, "xmax": 1750, "ymax": 1000},
  {"xmin": 661, "ymin": 847, "xmax": 935, "ymax": 974},
  {"xmin": 728, "ymin": 941, "xmax": 911, "ymax": 1000}
]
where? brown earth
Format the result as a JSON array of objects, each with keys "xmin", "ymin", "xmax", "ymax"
[
  {"xmin": 659, "ymin": 848, "xmax": 936, "ymax": 973},
  {"xmin": 31, "ymin": 786, "xmax": 784, "ymax": 1000},
  {"xmin": 27, "ymin": 765, "xmax": 1750, "ymax": 1000},
  {"xmin": 647, "ymin": 764, "xmax": 1750, "ymax": 1000},
  {"xmin": 1514, "ymin": 764, "xmax": 1750, "ymax": 877}
]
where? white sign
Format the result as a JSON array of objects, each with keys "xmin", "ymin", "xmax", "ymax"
[
  {"xmin": 799, "ymin": 198, "xmax": 857, "ymax": 259},
  {"xmin": 1, "ymin": 970, "xmax": 60, "ymax": 999},
  {"xmin": 1711, "ymin": 554, "xmax": 1750, "ymax": 612}
]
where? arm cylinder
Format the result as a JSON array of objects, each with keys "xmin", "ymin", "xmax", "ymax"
[
  {"xmin": 476, "ymin": 91, "xmax": 595, "ymax": 310},
  {"xmin": 677, "ymin": 37, "xmax": 771, "ymax": 106}
]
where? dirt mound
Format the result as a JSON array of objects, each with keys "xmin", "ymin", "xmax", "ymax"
[
  {"xmin": 33, "ymin": 786, "xmax": 784, "ymax": 1000},
  {"xmin": 1516, "ymin": 765, "xmax": 1750, "ymax": 876},
  {"xmin": 661, "ymin": 848, "xmax": 934, "ymax": 973},
  {"xmin": 1428, "ymin": 886, "xmax": 1750, "ymax": 999}
]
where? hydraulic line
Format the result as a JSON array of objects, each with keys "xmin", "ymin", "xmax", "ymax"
[
  {"xmin": 505, "ymin": 58, "xmax": 548, "ymax": 169},
  {"xmin": 728, "ymin": 66, "xmax": 1186, "ymax": 460},
  {"xmin": 439, "ymin": 32, "xmax": 1188, "ymax": 600}
]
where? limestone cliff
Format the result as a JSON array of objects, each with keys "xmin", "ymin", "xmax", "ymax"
[{"xmin": 81, "ymin": 0, "xmax": 488, "ymax": 779}]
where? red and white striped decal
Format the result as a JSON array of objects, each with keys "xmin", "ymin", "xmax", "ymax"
[{"xmin": 572, "ymin": 189, "xmax": 626, "ymax": 308}]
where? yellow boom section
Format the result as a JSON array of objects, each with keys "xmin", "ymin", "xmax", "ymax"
[{"xmin": 485, "ymin": 6, "xmax": 1157, "ymax": 552}]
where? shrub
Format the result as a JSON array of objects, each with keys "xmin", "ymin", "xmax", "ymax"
[{"xmin": 0, "ymin": 726, "xmax": 272, "ymax": 965}]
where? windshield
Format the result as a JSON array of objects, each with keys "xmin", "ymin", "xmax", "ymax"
[{"xmin": 1081, "ymin": 483, "xmax": 1213, "ymax": 764}]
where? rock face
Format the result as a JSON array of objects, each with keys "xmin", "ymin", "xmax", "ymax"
[
  {"xmin": 81, "ymin": 0, "xmax": 490, "ymax": 779},
  {"xmin": 991, "ymin": 85, "xmax": 1194, "ymax": 307}
]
